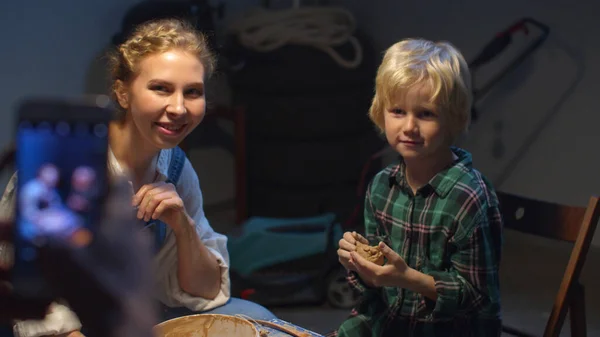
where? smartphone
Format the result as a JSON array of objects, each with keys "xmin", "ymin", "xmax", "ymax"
[{"xmin": 12, "ymin": 97, "xmax": 112, "ymax": 299}]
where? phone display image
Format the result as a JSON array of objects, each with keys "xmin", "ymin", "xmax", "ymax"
[
  {"xmin": 13, "ymin": 117, "xmax": 108, "ymax": 297},
  {"xmin": 16, "ymin": 121, "xmax": 107, "ymax": 248},
  {"xmin": 8, "ymin": 97, "xmax": 113, "ymax": 299},
  {"xmin": 18, "ymin": 162, "xmax": 100, "ymax": 245}
]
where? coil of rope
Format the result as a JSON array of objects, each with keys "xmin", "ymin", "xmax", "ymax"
[{"xmin": 227, "ymin": 6, "xmax": 363, "ymax": 69}]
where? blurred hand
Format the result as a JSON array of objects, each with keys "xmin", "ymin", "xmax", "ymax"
[
  {"xmin": 0, "ymin": 176, "xmax": 157, "ymax": 337},
  {"xmin": 0, "ymin": 235, "xmax": 52, "ymax": 322},
  {"xmin": 39, "ymin": 176, "xmax": 157, "ymax": 337}
]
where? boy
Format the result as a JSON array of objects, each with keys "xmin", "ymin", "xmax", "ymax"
[{"xmin": 335, "ymin": 39, "xmax": 503, "ymax": 337}]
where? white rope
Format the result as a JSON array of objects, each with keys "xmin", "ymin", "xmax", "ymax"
[{"xmin": 227, "ymin": 6, "xmax": 363, "ymax": 69}]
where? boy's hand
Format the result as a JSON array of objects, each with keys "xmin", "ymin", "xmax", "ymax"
[
  {"xmin": 350, "ymin": 242, "xmax": 412, "ymax": 288},
  {"xmin": 337, "ymin": 231, "xmax": 369, "ymax": 272}
]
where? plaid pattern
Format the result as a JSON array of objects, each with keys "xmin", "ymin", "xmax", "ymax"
[{"xmin": 334, "ymin": 147, "xmax": 503, "ymax": 337}]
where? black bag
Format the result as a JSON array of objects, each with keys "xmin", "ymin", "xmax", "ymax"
[{"xmin": 112, "ymin": 0, "xmax": 218, "ymax": 51}]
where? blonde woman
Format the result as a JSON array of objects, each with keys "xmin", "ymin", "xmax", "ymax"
[{"xmin": 2, "ymin": 18, "xmax": 275, "ymax": 337}]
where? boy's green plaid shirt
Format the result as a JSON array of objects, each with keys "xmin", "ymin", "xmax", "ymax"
[{"xmin": 335, "ymin": 147, "xmax": 503, "ymax": 337}]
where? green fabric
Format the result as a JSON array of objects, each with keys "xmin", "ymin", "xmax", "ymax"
[{"xmin": 228, "ymin": 213, "xmax": 341, "ymax": 276}]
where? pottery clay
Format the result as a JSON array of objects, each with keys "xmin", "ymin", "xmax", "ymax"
[{"xmin": 355, "ymin": 241, "xmax": 384, "ymax": 266}]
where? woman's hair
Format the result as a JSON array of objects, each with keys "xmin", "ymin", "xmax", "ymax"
[
  {"xmin": 107, "ymin": 18, "xmax": 216, "ymax": 118},
  {"xmin": 369, "ymin": 38, "xmax": 472, "ymax": 142}
]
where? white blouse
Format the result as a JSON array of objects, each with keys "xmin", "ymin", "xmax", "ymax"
[{"xmin": 1, "ymin": 147, "xmax": 231, "ymax": 337}]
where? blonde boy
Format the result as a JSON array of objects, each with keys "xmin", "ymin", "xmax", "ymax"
[{"xmin": 335, "ymin": 39, "xmax": 502, "ymax": 337}]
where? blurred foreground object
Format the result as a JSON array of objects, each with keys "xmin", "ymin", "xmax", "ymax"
[{"xmin": 0, "ymin": 144, "xmax": 157, "ymax": 337}]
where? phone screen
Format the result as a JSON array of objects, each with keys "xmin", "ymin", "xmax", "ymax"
[{"xmin": 13, "ymin": 99, "xmax": 111, "ymax": 298}]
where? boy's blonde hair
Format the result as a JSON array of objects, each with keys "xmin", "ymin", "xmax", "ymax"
[{"xmin": 369, "ymin": 39, "xmax": 472, "ymax": 143}]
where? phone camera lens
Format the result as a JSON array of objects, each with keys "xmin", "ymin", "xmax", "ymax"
[{"xmin": 95, "ymin": 95, "xmax": 111, "ymax": 108}]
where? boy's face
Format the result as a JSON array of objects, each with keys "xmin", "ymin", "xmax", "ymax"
[{"xmin": 384, "ymin": 83, "xmax": 451, "ymax": 161}]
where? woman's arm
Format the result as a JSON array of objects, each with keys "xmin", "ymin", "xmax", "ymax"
[
  {"xmin": 172, "ymin": 212, "xmax": 221, "ymax": 299},
  {"xmin": 154, "ymin": 159, "xmax": 230, "ymax": 311}
]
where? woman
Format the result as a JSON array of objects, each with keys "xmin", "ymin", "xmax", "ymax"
[{"xmin": 3, "ymin": 18, "xmax": 275, "ymax": 337}]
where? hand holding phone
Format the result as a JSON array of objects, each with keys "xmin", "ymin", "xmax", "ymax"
[
  {"xmin": 37, "ymin": 176, "xmax": 157, "ymax": 337},
  {"xmin": 0, "ymin": 121, "xmax": 157, "ymax": 337},
  {"xmin": 0, "ymin": 224, "xmax": 52, "ymax": 323},
  {"xmin": 0, "ymin": 177, "xmax": 156, "ymax": 337}
]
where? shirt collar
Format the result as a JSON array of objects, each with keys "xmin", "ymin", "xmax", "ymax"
[
  {"xmin": 388, "ymin": 147, "xmax": 473, "ymax": 198},
  {"xmin": 107, "ymin": 147, "xmax": 171, "ymax": 182}
]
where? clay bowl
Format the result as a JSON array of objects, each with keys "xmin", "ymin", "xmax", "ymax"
[{"xmin": 154, "ymin": 314, "xmax": 260, "ymax": 337}]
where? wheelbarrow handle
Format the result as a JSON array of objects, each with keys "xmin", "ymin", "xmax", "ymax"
[
  {"xmin": 469, "ymin": 34, "xmax": 512, "ymax": 69},
  {"xmin": 469, "ymin": 17, "xmax": 550, "ymax": 69}
]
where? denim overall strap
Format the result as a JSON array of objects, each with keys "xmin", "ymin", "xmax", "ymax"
[{"xmin": 150, "ymin": 147, "xmax": 186, "ymax": 251}]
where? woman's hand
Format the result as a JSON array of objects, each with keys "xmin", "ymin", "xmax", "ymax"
[{"xmin": 132, "ymin": 182, "xmax": 190, "ymax": 233}]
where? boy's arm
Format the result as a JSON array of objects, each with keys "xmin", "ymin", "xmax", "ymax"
[{"xmin": 418, "ymin": 204, "xmax": 502, "ymax": 319}]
